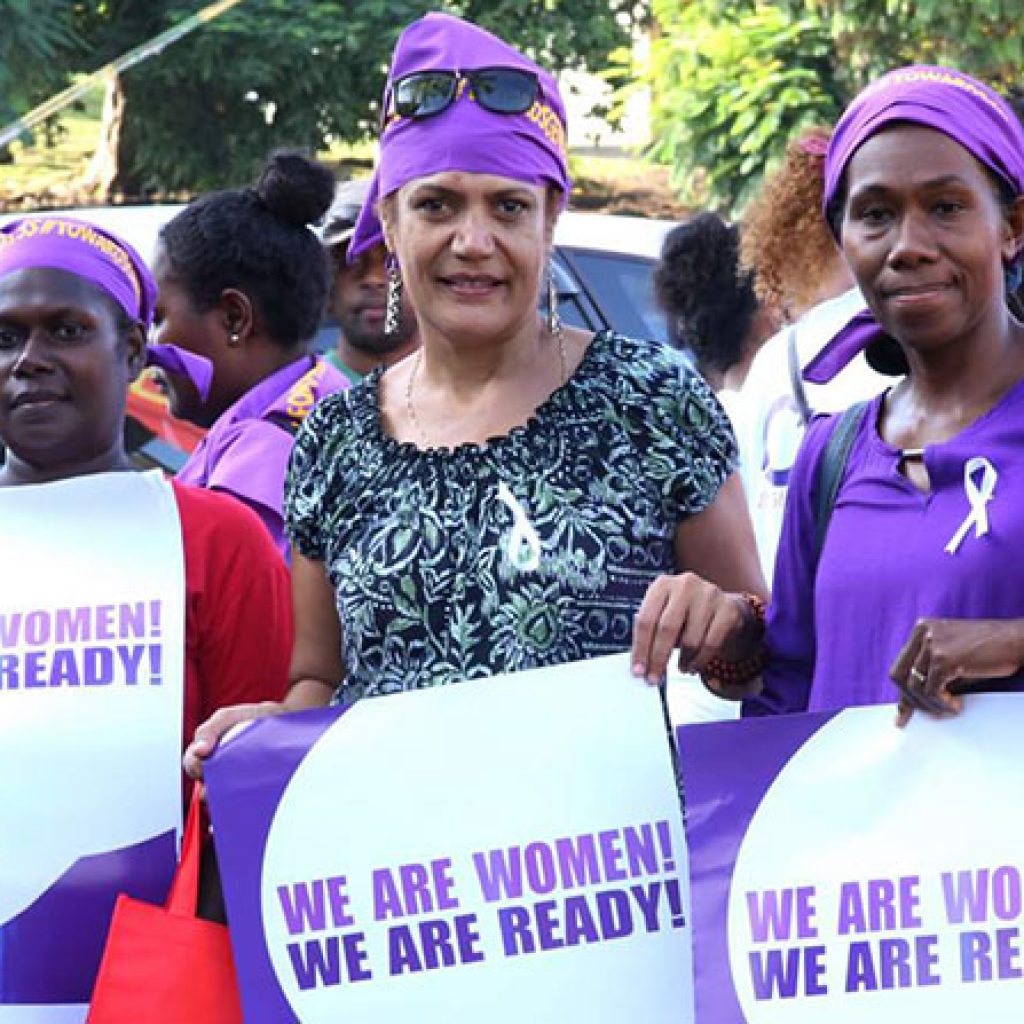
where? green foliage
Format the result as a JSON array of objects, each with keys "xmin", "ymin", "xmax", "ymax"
[
  {"xmin": 625, "ymin": 0, "xmax": 1024, "ymax": 213},
  {"xmin": 72, "ymin": 0, "xmax": 644, "ymax": 192},
  {"xmin": 0, "ymin": 0, "xmax": 80, "ymax": 140}
]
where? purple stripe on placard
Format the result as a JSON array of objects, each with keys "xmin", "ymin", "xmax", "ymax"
[
  {"xmin": 0, "ymin": 829, "xmax": 176, "ymax": 1003},
  {"xmin": 676, "ymin": 712, "xmax": 836, "ymax": 1023},
  {"xmin": 206, "ymin": 705, "xmax": 349, "ymax": 1024}
]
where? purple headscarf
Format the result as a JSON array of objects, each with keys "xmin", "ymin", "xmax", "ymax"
[
  {"xmin": 0, "ymin": 215, "xmax": 212, "ymax": 398},
  {"xmin": 349, "ymin": 12, "xmax": 572, "ymax": 260},
  {"xmin": 806, "ymin": 66, "xmax": 1024, "ymax": 384},
  {"xmin": 0, "ymin": 216, "xmax": 156, "ymax": 327}
]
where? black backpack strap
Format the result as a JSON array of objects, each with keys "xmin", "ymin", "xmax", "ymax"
[{"xmin": 813, "ymin": 401, "xmax": 870, "ymax": 561}]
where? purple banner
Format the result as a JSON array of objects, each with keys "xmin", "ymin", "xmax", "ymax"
[{"xmin": 205, "ymin": 707, "xmax": 346, "ymax": 1024}]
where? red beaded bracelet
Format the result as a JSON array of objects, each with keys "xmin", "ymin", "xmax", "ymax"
[{"xmin": 701, "ymin": 593, "xmax": 766, "ymax": 689}]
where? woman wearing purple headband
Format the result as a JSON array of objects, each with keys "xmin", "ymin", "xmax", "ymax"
[
  {"xmin": 186, "ymin": 13, "xmax": 766, "ymax": 775},
  {"xmin": 742, "ymin": 66, "xmax": 1024, "ymax": 721},
  {"xmin": 0, "ymin": 216, "xmax": 290, "ymax": 998}
]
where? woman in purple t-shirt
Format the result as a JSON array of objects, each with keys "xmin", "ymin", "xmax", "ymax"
[{"xmin": 740, "ymin": 66, "xmax": 1024, "ymax": 721}]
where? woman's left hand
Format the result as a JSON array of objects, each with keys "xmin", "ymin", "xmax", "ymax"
[
  {"xmin": 889, "ymin": 618, "xmax": 1024, "ymax": 726},
  {"xmin": 631, "ymin": 573, "xmax": 758, "ymax": 687}
]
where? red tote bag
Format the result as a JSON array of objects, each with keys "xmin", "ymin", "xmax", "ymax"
[{"xmin": 87, "ymin": 791, "xmax": 244, "ymax": 1023}]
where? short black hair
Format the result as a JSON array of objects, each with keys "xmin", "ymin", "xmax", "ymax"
[
  {"xmin": 159, "ymin": 151, "xmax": 335, "ymax": 347},
  {"xmin": 653, "ymin": 213, "xmax": 759, "ymax": 376}
]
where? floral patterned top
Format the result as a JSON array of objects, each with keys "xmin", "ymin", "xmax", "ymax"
[{"xmin": 285, "ymin": 330, "xmax": 737, "ymax": 704}]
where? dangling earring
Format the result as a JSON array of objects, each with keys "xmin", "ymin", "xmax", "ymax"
[
  {"xmin": 385, "ymin": 254, "xmax": 403, "ymax": 338},
  {"xmin": 546, "ymin": 257, "xmax": 561, "ymax": 339}
]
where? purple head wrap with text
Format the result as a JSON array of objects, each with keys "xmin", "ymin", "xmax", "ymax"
[
  {"xmin": 806, "ymin": 66, "xmax": 1024, "ymax": 384},
  {"xmin": 0, "ymin": 216, "xmax": 157, "ymax": 328},
  {"xmin": 0, "ymin": 215, "xmax": 212, "ymax": 398},
  {"xmin": 348, "ymin": 12, "xmax": 571, "ymax": 260}
]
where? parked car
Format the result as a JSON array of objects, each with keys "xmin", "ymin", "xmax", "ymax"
[{"xmin": 0, "ymin": 204, "xmax": 677, "ymax": 472}]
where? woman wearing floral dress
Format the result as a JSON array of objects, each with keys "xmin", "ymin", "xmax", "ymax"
[{"xmin": 186, "ymin": 12, "xmax": 765, "ymax": 773}]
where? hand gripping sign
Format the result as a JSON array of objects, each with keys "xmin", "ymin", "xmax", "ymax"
[{"xmin": 205, "ymin": 654, "xmax": 694, "ymax": 1024}]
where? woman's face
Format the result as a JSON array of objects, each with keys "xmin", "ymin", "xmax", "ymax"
[
  {"xmin": 0, "ymin": 267, "xmax": 142, "ymax": 479},
  {"xmin": 384, "ymin": 171, "xmax": 555, "ymax": 347},
  {"xmin": 840, "ymin": 125, "xmax": 1023, "ymax": 355},
  {"xmin": 151, "ymin": 242, "xmax": 242, "ymax": 427}
]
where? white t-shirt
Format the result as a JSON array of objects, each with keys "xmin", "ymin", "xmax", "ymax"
[{"xmin": 734, "ymin": 288, "xmax": 890, "ymax": 583}]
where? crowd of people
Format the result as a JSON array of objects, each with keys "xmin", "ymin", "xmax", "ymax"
[{"xmin": 2, "ymin": 7, "xmax": 1024, "ymax": 1014}]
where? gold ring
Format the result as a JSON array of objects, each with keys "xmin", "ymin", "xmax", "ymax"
[{"xmin": 909, "ymin": 667, "xmax": 926, "ymax": 685}]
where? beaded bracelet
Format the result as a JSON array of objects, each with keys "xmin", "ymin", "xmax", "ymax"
[{"xmin": 701, "ymin": 593, "xmax": 767, "ymax": 689}]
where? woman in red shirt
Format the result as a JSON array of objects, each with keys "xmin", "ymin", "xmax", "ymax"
[{"xmin": 0, "ymin": 214, "xmax": 291, "ymax": 1008}]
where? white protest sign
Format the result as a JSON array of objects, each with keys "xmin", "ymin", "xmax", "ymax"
[
  {"xmin": 209, "ymin": 653, "xmax": 695, "ymax": 1024},
  {"xmin": 0, "ymin": 470, "xmax": 184, "ymax": 1019},
  {"xmin": 721, "ymin": 697, "xmax": 1024, "ymax": 1022}
]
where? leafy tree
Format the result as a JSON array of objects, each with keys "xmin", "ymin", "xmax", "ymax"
[
  {"xmin": 0, "ymin": 0, "xmax": 80, "ymax": 161},
  {"xmin": 70, "ymin": 0, "xmax": 647, "ymax": 194},
  {"xmin": 623, "ymin": 0, "xmax": 1024, "ymax": 212}
]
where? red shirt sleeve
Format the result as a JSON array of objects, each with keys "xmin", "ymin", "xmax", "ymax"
[{"xmin": 172, "ymin": 481, "xmax": 292, "ymax": 750}]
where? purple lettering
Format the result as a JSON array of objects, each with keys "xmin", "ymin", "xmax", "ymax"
[
  {"xmin": 54, "ymin": 607, "xmax": 90, "ymax": 643},
  {"xmin": 534, "ymin": 899, "xmax": 563, "ymax": 950},
  {"xmin": 288, "ymin": 937, "xmax": 340, "ymax": 989},
  {"xmin": 749, "ymin": 948, "xmax": 802, "ymax": 1000},
  {"xmin": 943, "ymin": 868, "xmax": 991, "ymax": 924},
  {"xmin": 24, "ymin": 651, "xmax": 46, "ymax": 688},
  {"xmin": 0, "ymin": 654, "xmax": 18, "ymax": 688},
  {"xmin": 746, "ymin": 887, "xmax": 817, "ymax": 942},
  {"xmin": 116, "ymin": 645, "xmax": 144, "ymax": 685},
  {"xmin": 524, "ymin": 843, "xmax": 558, "ymax": 895},
  {"xmin": 326, "ymin": 876, "xmax": 355, "ymax": 928},
  {"xmin": 0, "ymin": 612, "xmax": 22, "ymax": 648},
  {"xmin": 596, "ymin": 889, "xmax": 633, "ymax": 939},
  {"xmin": 473, "ymin": 847, "xmax": 524, "ymax": 901},
  {"xmin": 287, "ymin": 933, "xmax": 371, "ymax": 990},
  {"xmin": 555, "ymin": 833, "xmax": 601, "ymax": 888},
  {"xmin": 622, "ymin": 822, "xmax": 660, "ymax": 877},
  {"xmin": 24, "ymin": 610, "xmax": 51, "ymax": 646},
  {"xmin": 388, "ymin": 924, "xmax": 424, "ymax": 974},
  {"xmin": 498, "ymin": 905, "xmax": 535, "ymax": 956},
  {"xmin": 95, "ymin": 605, "xmax": 116, "ymax": 641},
  {"xmin": 49, "ymin": 648, "xmax": 80, "ymax": 686},
  {"xmin": 372, "ymin": 867, "xmax": 405, "ymax": 920},
  {"xmin": 631, "ymin": 882, "xmax": 662, "ymax": 932},
  {"xmin": 119, "ymin": 602, "xmax": 146, "ymax": 639},
  {"xmin": 277, "ymin": 880, "xmax": 329, "ymax": 935},
  {"xmin": 82, "ymin": 646, "xmax": 114, "ymax": 685},
  {"xmin": 598, "ymin": 830, "xmax": 627, "ymax": 882},
  {"xmin": 564, "ymin": 895, "xmax": 600, "ymax": 945},
  {"xmin": 750, "ymin": 946, "xmax": 828, "ymax": 1000}
]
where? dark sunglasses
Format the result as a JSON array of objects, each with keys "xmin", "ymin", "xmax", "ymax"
[{"xmin": 389, "ymin": 67, "xmax": 540, "ymax": 122}]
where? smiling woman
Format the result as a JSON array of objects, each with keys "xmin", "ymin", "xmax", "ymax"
[
  {"xmin": 741, "ymin": 66, "xmax": 1024, "ymax": 721},
  {"xmin": 185, "ymin": 12, "xmax": 767, "ymax": 777}
]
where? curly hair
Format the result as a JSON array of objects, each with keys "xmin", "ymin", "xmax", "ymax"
[
  {"xmin": 159, "ymin": 151, "xmax": 335, "ymax": 347},
  {"xmin": 653, "ymin": 212, "xmax": 758, "ymax": 377},
  {"xmin": 740, "ymin": 126, "xmax": 839, "ymax": 316}
]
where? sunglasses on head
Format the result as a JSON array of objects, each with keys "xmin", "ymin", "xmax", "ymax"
[{"xmin": 388, "ymin": 67, "xmax": 540, "ymax": 123}]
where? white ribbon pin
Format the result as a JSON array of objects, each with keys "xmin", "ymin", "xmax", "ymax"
[
  {"xmin": 945, "ymin": 456, "xmax": 997, "ymax": 555},
  {"xmin": 496, "ymin": 481, "xmax": 542, "ymax": 572}
]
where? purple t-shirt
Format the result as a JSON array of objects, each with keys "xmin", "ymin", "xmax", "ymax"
[
  {"xmin": 177, "ymin": 356, "xmax": 348, "ymax": 557},
  {"xmin": 751, "ymin": 381, "xmax": 1024, "ymax": 714}
]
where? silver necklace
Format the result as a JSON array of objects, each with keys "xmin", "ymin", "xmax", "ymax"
[{"xmin": 405, "ymin": 321, "xmax": 568, "ymax": 448}]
